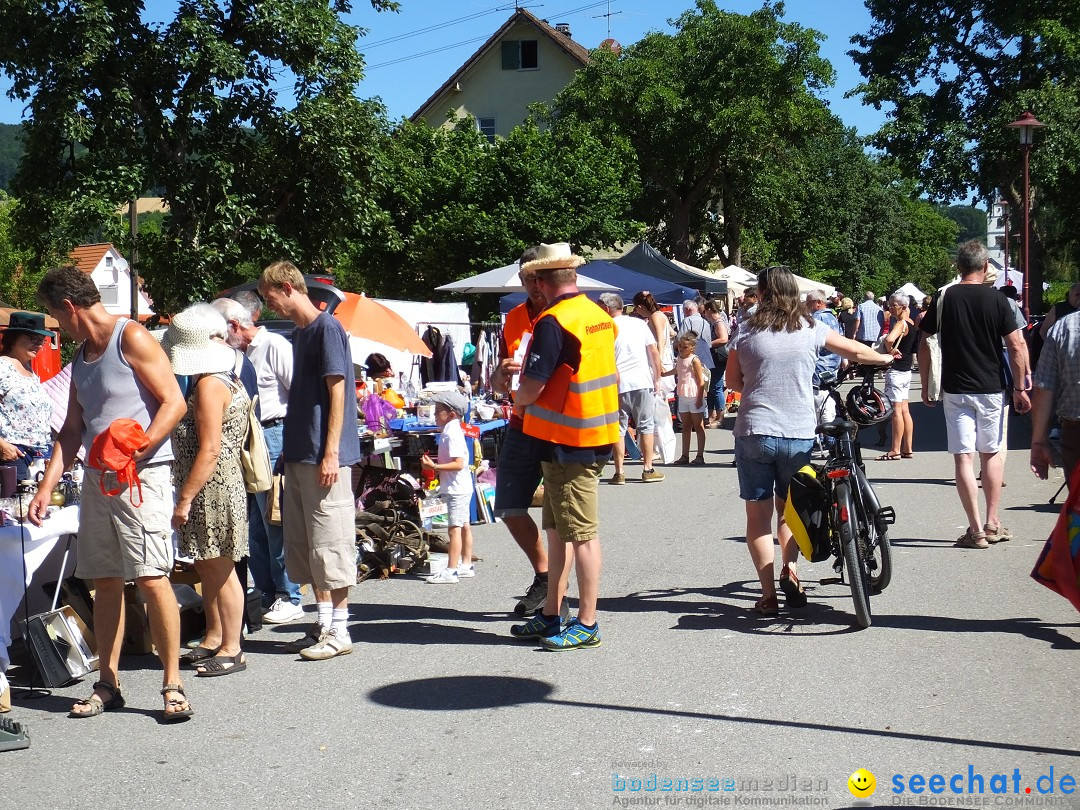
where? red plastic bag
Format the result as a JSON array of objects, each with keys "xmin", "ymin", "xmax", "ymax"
[
  {"xmin": 1031, "ymin": 463, "xmax": 1080, "ymax": 613},
  {"xmin": 88, "ymin": 419, "xmax": 150, "ymax": 507}
]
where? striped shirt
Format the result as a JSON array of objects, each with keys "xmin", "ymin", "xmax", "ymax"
[{"xmin": 1035, "ymin": 310, "xmax": 1080, "ymax": 419}]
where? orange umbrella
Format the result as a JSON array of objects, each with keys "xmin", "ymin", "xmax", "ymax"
[{"xmin": 333, "ymin": 293, "xmax": 432, "ymax": 357}]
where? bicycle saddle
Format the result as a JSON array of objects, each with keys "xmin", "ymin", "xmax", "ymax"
[{"xmin": 816, "ymin": 417, "xmax": 859, "ymax": 437}]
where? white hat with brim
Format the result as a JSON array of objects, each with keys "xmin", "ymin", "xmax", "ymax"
[
  {"xmin": 159, "ymin": 310, "xmax": 237, "ymax": 377},
  {"xmin": 521, "ymin": 242, "xmax": 586, "ymax": 273},
  {"xmin": 425, "ymin": 389, "xmax": 469, "ymax": 416}
]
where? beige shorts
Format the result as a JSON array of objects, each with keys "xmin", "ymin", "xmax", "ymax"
[
  {"xmin": 540, "ymin": 460, "xmax": 604, "ymax": 543},
  {"xmin": 77, "ymin": 463, "xmax": 175, "ymax": 580},
  {"xmin": 282, "ymin": 462, "xmax": 357, "ymax": 591}
]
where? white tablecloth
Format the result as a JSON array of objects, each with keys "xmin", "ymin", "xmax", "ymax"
[{"xmin": 0, "ymin": 506, "xmax": 79, "ymax": 671}]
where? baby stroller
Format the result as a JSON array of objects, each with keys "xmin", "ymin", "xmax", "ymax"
[{"xmin": 355, "ymin": 466, "xmax": 441, "ymax": 581}]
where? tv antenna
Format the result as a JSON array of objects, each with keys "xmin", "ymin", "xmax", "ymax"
[{"xmin": 593, "ymin": 0, "xmax": 622, "ymax": 38}]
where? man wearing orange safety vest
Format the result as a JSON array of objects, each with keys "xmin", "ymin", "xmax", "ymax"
[
  {"xmin": 491, "ymin": 246, "xmax": 565, "ymax": 619},
  {"xmin": 509, "ymin": 243, "xmax": 619, "ymax": 650}
]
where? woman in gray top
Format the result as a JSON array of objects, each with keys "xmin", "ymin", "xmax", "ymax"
[{"xmin": 726, "ymin": 266, "xmax": 894, "ymax": 616}]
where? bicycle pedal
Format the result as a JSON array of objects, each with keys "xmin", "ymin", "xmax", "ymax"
[
  {"xmin": 820, "ymin": 576, "xmax": 842, "ymax": 585},
  {"xmin": 0, "ymin": 716, "xmax": 30, "ymax": 752},
  {"xmin": 876, "ymin": 506, "xmax": 896, "ymax": 525}
]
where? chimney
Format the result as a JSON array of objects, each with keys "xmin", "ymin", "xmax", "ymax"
[{"xmin": 555, "ymin": 22, "xmax": 572, "ymax": 38}]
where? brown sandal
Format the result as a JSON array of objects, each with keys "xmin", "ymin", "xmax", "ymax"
[
  {"xmin": 69, "ymin": 680, "xmax": 124, "ymax": 718},
  {"xmin": 752, "ymin": 595, "xmax": 779, "ymax": 616},
  {"xmin": 161, "ymin": 683, "xmax": 194, "ymax": 723}
]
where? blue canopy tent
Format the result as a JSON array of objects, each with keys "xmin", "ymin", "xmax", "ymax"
[
  {"xmin": 615, "ymin": 242, "xmax": 728, "ymax": 295},
  {"xmin": 499, "ymin": 260, "xmax": 694, "ymax": 314}
]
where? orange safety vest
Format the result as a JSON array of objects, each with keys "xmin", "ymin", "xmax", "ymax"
[
  {"xmin": 522, "ymin": 295, "xmax": 620, "ymax": 447},
  {"xmin": 503, "ymin": 301, "xmax": 537, "ymax": 357}
]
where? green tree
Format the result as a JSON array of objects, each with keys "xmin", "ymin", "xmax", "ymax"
[
  {"xmin": 850, "ymin": 0, "xmax": 1080, "ymax": 311},
  {"xmin": 0, "ymin": 191, "xmax": 40, "ymax": 309},
  {"xmin": 935, "ymin": 204, "xmax": 987, "ymax": 245},
  {"xmin": 338, "ymin": 118, "xmax": 642, "ymax": 301},
  {"xmin": 551, "ymin": 0, "xmax": 835, "ymax": 266},
  {"xmin": 0, "ymin": 0, "xmax": 399, "ymax": 312}
]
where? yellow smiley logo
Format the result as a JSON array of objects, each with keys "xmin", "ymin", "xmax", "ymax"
[{"xmin": 848, "ymin": 768, "xmax": 876, "ymax": 798}]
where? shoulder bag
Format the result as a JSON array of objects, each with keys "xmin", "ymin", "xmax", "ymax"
[{"xmin": 229, "ymin": 354, "xmax": 272, "ymax": 493}]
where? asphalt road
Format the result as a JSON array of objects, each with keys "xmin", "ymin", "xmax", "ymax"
[{"xmin": 4, "ymin": 386, "xmax": 1079, "ymax": 810}]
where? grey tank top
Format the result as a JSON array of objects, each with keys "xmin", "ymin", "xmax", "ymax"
[{"xmin": 72, "ymin": 317, "xmax": 174, "ymax": 468}]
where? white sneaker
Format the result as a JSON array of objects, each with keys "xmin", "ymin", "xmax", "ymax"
[
  {"xmin": 426, "ymin": 568, "xmax": 459, "ymax": 584},
  {"xmin": 457, "ymin": 564, "xmax": 475, "ymax": 578},
  {"xmin": 299, "ymin": 627, "xmax": 353, "ymax": 660},
  {"xmin": 262, "ymin": 598, "xmax": 304, "ymax": 624}
]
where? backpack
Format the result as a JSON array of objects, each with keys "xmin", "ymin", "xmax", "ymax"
[
  {"xmin": 784, "ymin": 465, "xmax": 832, "ymax": 562},
  {"xmin": 88, "ymin": 419, "xmax": 150, "ymax": 506}
]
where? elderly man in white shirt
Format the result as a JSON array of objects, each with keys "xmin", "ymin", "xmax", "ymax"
[{"xmin": 213, "ymin": 294, "xmax": 303, "ymax": 625}]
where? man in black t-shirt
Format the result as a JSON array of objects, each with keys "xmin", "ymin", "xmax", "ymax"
[{"xmin": 918, "ymin": 240, "xmax": 1030, "ymax": 550}]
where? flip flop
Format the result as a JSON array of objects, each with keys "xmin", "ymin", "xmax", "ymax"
[
  {"xmin": 195, "ymin": 651, "xmax": 247, "ymax": 678},
  {"xmin": 875, "ymin": 453, "xmax": 902, "ymax": 461}
]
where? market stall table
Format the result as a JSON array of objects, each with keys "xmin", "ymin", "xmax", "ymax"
[{"xmin": 0, "ymin": 506, "xmax": 80, "ymax": 672}]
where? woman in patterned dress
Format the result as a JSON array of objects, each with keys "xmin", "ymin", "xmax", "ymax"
[
  {"xmin": 0, "ymin": 312, "xmax": 55, "ymax": 481},
  {"xmin": 161, "ymin": 305, "xmax": 250, "ymax": 677}
]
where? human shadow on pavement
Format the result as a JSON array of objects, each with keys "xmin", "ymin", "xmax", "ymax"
[
  {"xmin": 600, "ymin": 583, "xmax": 865, "ymax": 636},
  {"xmin": 871, "ymin": 614, "xmax": 1080, "ymax": 650},
  {"xmin": 367, "ymin": 674, "xmax": 1080, "ymax": 758}
]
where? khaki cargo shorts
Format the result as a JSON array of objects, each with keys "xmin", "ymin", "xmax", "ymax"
[
  {"xmin": 282, "ymin": 462, "xmax": 357, "ymax": 591},
  {"xmin": 540, "ymin": 459, "xmax": 604, "ymax": 543},
  {"xmin": 77, "ymin": 463, "xmax": 175, "ymax": 581}
]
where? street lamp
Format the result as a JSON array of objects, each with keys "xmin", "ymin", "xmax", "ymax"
[{"xmin": 1005, "ymin": 111, "xmax": 1045, "ymax": 319}]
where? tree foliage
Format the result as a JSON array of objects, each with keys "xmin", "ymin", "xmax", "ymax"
[
  {"xmin": 935, "ymin": 204, "xmax": 987, "ymax": 245},
  {"xmin": 850, "ymin": 0, "xmax": 1080, "ymax": 309},
  {"xmin": 0, "ymin": 0, "xmax": 398, "ymax": 312},
  {"xmin": 337, "ymin": 117, "xmax": 643, "ymax": 302},
  {"xmin": 552, "ymin": 0, "xmax": 834, "ymax": 267}
]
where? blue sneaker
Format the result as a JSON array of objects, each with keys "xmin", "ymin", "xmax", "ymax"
[
  {"xmin": 510, "ymin": 612, "xmax": 561, "ymax": 639},
  {"xmin": 539, "ymin": 618, "xmax": 601, "ymax": 650}
]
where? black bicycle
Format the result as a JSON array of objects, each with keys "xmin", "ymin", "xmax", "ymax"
[{"xmin": 815, "ymin": 366, "xmax": 896, "ymax": 628}]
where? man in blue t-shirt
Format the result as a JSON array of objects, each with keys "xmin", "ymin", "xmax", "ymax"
[{"xmin": 258, "ymin": 261, "xmax": 361, "ymax": 661}]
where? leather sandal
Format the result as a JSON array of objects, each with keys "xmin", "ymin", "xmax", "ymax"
[
  {"xmin": 195, "ymin": 651, "xmax": 247, "ymax": 678},
  {"xmin": 752, "ymin": 595, "xmax": 779, "ymax": 616},
  {"xmin": 161, "ymin": 683, "xmax": 194, "ymax": 722},
  {"xmin": 180, "ymin": 644, "xmax": 221, "ymax": 665},
  {"xmin": 983, "ymin": 523, "xmax": 1012, "ymax": 544},
  {"xmin": 955, "ymin": 528, "xmax": 989, "ymax": 549},
  {"xmin": 778, "ymin": 565, "xmax": 808, "ymax": 608},
  {"xmin": 69, "ymin": 680, "xmax": 124, "ymax": 718}
]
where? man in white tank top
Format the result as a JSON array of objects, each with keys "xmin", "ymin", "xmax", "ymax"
[{"xmin": 29, "ymin": 266, "xmax": 192, "ymax": 722}]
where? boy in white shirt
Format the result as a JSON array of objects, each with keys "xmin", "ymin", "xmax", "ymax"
[{"xmin": 420, "ymin": 390, "xmax": 475, "ymax": 583}]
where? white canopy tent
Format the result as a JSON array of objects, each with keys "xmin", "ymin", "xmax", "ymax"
[
  {"xmin": 436, "ymin": 263, "xmax": 617, "ymax": 294},
  {"xmin": 895, "ymin": 282, "xmax": 927, "ymax": 303}
]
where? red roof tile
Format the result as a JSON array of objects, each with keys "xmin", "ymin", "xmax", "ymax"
[{"xmin": 69, "ymin": 243, "xmax": 114, "ymax": 274}]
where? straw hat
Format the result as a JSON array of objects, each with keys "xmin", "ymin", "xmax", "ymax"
[
  {"xmin": 520, "ymin": 242, "xmax": 585, "ymax": 273},
  {"xmin": 160, "ymin": 309, "xmax": 236, "ymax": 377}
]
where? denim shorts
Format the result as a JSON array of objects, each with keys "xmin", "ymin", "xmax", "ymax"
[
  {"xmin": 735, "ymin": 434, "xmax": 815, "ymax": 501},
  {"xmin": 493, "ymin": 425, "xmax": 545, "ymax": 518}
]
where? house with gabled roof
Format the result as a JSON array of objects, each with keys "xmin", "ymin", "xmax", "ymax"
[
  {"xmin": 69, "ymin": 243, "xmax": 155, "ymax": 320},
  {"xmin": 410, "ymin": 8, "xmax": 591, "ymax": 141}
]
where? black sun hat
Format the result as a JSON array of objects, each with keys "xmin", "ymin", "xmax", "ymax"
[{"xmin": 2, "ymin": 311, "xmax": 54, "ymax": 338}]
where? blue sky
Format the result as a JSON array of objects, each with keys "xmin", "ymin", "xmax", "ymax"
[{"xmin": 0, "ymin": 0, "xmax": 887, "ymax": 135}]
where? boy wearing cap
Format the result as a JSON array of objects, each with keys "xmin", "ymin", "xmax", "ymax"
[{"xmin": 420, "ymin": 390, "xmax": 474, "ymax": 583}]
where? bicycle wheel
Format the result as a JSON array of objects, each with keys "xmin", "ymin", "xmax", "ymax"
[
  {"xmin": 835, "ymin": 481, "xmax": 872, "ymax": 628},
  {"xmin": 869, "ymin": 528, "xmax": 892, "ymax": 593}
]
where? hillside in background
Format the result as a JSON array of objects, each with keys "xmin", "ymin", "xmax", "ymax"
[{"xmin": 0, "ymin": 124, "xmax": 21, "ymax": 191}]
